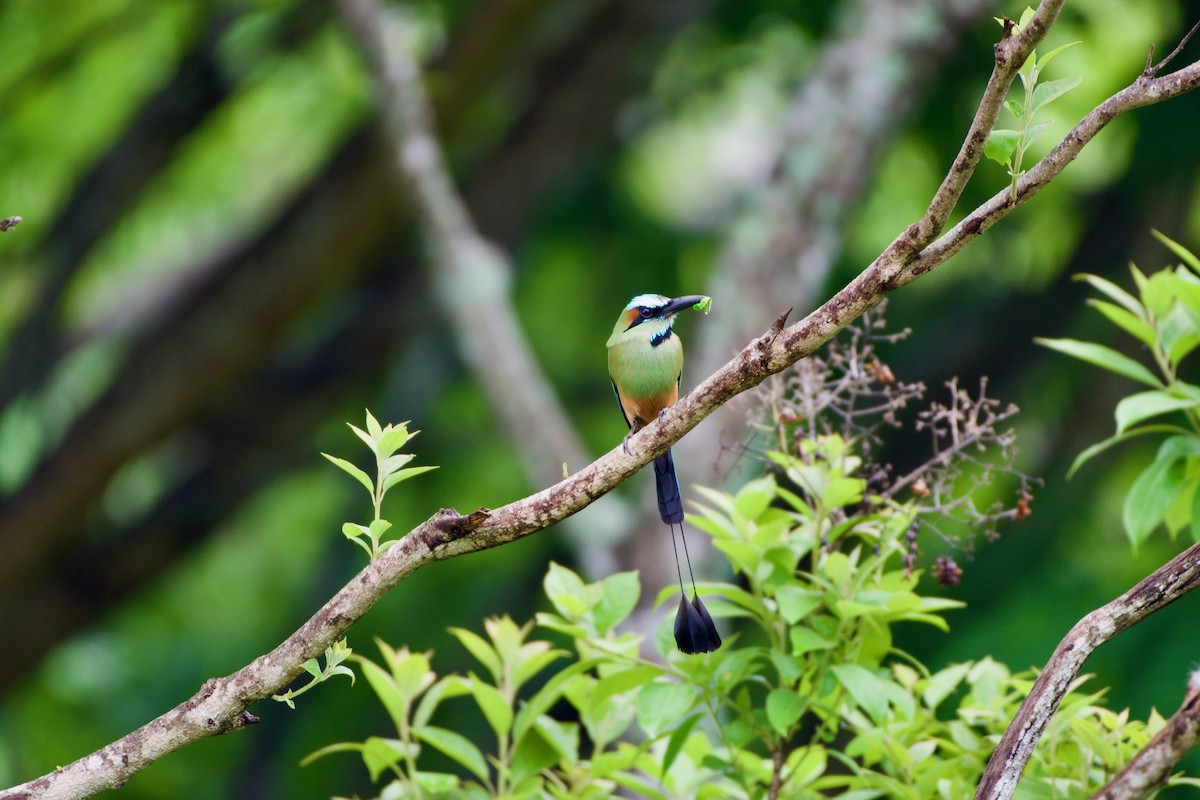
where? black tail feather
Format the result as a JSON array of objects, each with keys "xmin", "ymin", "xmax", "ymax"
[
  {"xmin": 674, "ymin": 593, "xmax": 722, "ymax": 654},
  {"xmin": 654, "ymin": 450, "xmax": 684, "ymax": 524}
]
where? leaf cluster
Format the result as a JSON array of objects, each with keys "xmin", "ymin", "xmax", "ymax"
[
  {"xmin": 323, "ymin": 410, "xmax": 438, "ymax": 561},
  {"xmin": 984, "ymin": 7, "xmax": 1081, "ymax": 199},
  {"xmin": 1039, "ymin": 233, "xmax": 1200, "ymax": 547},
  {"xmin": 310, "ymin": 440, "xmax": 1181, "ymax": 798}
]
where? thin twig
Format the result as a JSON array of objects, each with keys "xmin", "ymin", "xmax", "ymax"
[{"xmin": 1149, "ymin": 17, "xmax": 1200, "ymax": 75}]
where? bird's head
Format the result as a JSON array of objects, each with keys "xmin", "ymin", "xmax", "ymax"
[{"xmin": 607, "ymin": 294, "xmax": 708, "ymax": 348}]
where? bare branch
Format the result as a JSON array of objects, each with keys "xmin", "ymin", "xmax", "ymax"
[
  {"xmin": 974, "ymin": 541, "xmax": 1200, "ymax": 800},
  {"xmin": 1090, "ymin": 671, "xmax": 1200, "ymax": 800}
]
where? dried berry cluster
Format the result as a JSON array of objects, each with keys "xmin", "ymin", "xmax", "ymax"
[{"xmin": 755, "ymin": 302, "xmax": 1037, "ymax": 582}]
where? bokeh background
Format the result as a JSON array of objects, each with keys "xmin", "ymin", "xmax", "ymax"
[{"xmin": 2, "ymin": 0, "xmax": 1200, "ymax": 796}]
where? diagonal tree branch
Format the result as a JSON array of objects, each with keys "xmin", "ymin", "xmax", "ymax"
[
  {"xmin": 4, "ymin": 3, "xmax": 1200, "ymax": 798},
  {"xmin": 975, "ymin": 540, "xmax": 1200, "ymax": 800},
  {"xmin": 1090, "ymin": 670, "xmax": 1200, "ymax": 800}
]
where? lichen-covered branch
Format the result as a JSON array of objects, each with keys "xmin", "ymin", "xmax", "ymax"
[
  {"xmin": 974, "ymin": 541, "xmax": 1200, "ymax": 800},
  {"xmin": 1090, "ymin": 671, "xmax": 1200, "ymax": 800}
]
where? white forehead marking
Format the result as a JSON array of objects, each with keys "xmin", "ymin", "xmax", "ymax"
[{"xmin": 624, "ymin": 293, "xmax": 669, "ymax": 311}]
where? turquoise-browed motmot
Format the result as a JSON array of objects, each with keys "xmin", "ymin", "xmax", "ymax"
[{"xmin": 607, "ymin": 294, "xmax": 721, "ymax": 654}]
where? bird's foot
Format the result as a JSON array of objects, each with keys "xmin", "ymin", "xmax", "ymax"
[{"xmin": 622, "ymin": 423, "xmax": 642, "ymax": 456}]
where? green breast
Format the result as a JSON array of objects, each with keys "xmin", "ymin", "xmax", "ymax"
[{"xmin": 608, "ymin": 334, "xmax": 683, "ymax": 397}]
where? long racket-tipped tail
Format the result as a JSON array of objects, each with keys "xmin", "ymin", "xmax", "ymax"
[{"xmin": 656, "ymin": 449, "xmax": 722, "ymax": 653}]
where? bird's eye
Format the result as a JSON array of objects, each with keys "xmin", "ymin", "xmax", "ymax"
[{"xmin": 640, "ymin": 307, "xmax": 653, "ymax": 318}]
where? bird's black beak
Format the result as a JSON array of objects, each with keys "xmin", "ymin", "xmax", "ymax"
[{"xmin": 659, "ymin": 295, "xmax": 708, "ymax": 318}]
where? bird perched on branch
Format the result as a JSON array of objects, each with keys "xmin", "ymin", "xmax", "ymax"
[{"xmin": 607, "ymin": 293, "xmax": 721, "ymax": 654}]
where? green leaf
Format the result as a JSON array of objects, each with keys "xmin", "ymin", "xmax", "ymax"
[
  {"xmin": 379, "ymin": 452, "xmax": 415, "ymax": 476},
  {"xmin": 533, "ymin": 714, "xmax": 579, "ymax": 762},
  {"xmin": 766, "ymin": 688, "xmax": 805, "ymax": 736},
  {"xmin": 1086, "ymin": 300, "xmax": 1156, "ymax": 347},
  {"xmin": 364, "ymin": 410, "xmax": 383, "ymax": 438},
  {"xmin": 1076, "ymin": 272, "xmax": 1146, "ymax": 316},
  {"xmin": 1067, "ymin": 424, "xmax": 1185, "ymax": 478},
  {"xmin": 923, "ymin": 663, "xmax": 971, "ymax": 710},
  {"xmin": 367, "ymin": 518, "xmax": 392, "ymax": 542},
  {"xmin": 635, "ymin": 682, "xmax": 697, "ymax": 738},
  {"xmin": 414, "ymin": 725, "xmax": 490, "ymax": 782},
  {"xmin": 448, "ymin": 627, "xmax": 502, "ymax": 685},
  {"xmin": 1032, "ymin": 74, "xmax": 1081, "ymax": 112},
  {"xmin": 321, "ymin": 453, "xmax": 374, "ymax": 496},
  {"xmin": 770, "ymin": 652, "xmax": 806, "ymax": 685},
  {"xmin": 382, "ymin": 646, "xmax": 434, "ymax": 700},
  {"xmin": 513, "ymin": 658, "xmax": 604, "ymax": 743},
  {"xmin": 713, "ymin": 646, "xmax": 767, "ymax": 690},
  {"xmin": 1023, "ymin": 120, "xmax": 1052, "ymax": 149},
  {"xmin": 300, "ymin": 740, "xmax": 365, "ymax": 767},
  {"xmin": 775, "ymin": 586, "xmax": 824, "ymax": 624},
  {"xmin": 1035, "ymin": 337, "xmax": 1161, "ymax": 387},
  {"xmin": 661, "ymin": 712, "xmax": 703, "ymax": 775},
  {"xmin": 610, "ymin": 771, "xmax": 671, "ymax": 800},
  {"xmin": 787, "ymin": 744, "xmax": 827, "ymax": 789},
  {"xmin": 1160, "ymin": 303, "xmax": 1200, "ymax": 366},
  {"xmin": 468, "ymin": 677, "xmax": 513, "ymax": 739},
  {"xmin": 413, "ymin": 675, "xmax": 471, "ymax": 729},
  {"xmin": 357, "ymin": 659, "xmax": 407, "ymax": 732},
  {"xmin": 382, "ymin": 465, "xmax": 438, "ymax": 494},
  {"xmin": 831, "ymin": 664, "xmax": 890, "ymax": 724},
  {"xmin": 413, "ymin": 772, "xmax": 459, "ymax": 793},
  {"xmin": 594, "ymin": 570, "xmax": 639, "ymax": 634},
  {"xmin": 1191, "ymin": 484, "xmax": 1200, "ymax": 542},
  {"xmin": 1142, "ymin": 270, "xmax": 1182, "ymax": 316},
  {"xmin": 1115, "ymin": 391, "xmax": 1199, "ymax": 434},
  {"xmin": 1153, "ymin": 229, "xmax": 1200, "ymax": 274},
  {"xmin": 361, "ymin": 737, "xmax": 409, "ymax": 782},
  {"xmin": 349, "ymin": 422, "xmax": 376, "ymax": 453},
  {"xmin": 821, "ymin": 551, "xmax": 852, "ymax": 588},
  {"xmin": 377, "ymin": 424, "xmax": 412, "ymax": 459},
  {"xmin": 510, "ymin": 648, "xmax": 566, "ymax": 695},
  {"xmin": 984, "ymin": 129, "xmax": 1020, "ymax": 165},
  {"xmin": 823, "ymin": 476, "xmax": 865, "ymax": 508},
  {"xmin": 733, "ymin": 477, "xmax": 775, "ymax": 520},
  {"xmin": 592, "ymin": 666, "xmax": 665, "ymax": 709},
  {"xmin": 790, "ymin": 625, "xmax": 836, "ymax": 655},
  {"xmin": 510, "ymin": 719, "xmax": 570, "ymax": 786},
  {"xmin": 544, "ymin": 562, "xmax": 591, "ymax": 620},
  {"xmin": 1036, "ymin": 40, "xmax": 1080, "ymax": 70},
  {"xmin": 1122, "ymin": 436, "xmax": 1200, "ymax": 547}
]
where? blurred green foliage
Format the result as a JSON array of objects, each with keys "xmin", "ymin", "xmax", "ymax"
[{"xmin": 1, "ymin": 0, "xmax": 1200, "ymax": 797}]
